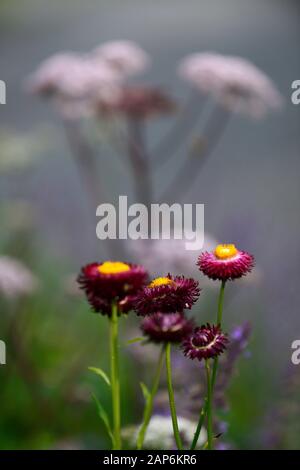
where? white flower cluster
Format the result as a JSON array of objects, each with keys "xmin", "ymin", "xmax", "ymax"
[
  {"xmin": 178, "ymin": 52, "xmax": 282, "ymax": 117},
  {"xmin": 0, "ymin": 256, "xmax": 38, "ymax": 300},
  {"xmin": 27, "ymin": 41, "xmax": 150, "ymax": 119},
  {"xmin": 123, "ymin": 414, "xmax": 206, "ymax": 449}
]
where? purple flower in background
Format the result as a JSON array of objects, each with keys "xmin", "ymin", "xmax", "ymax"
[{"xmin": 141, "ymin": 312, "xmax": 194, "ymax": 343}]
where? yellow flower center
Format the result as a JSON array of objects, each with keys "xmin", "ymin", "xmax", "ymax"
[
  {"xmin": 98, "ymin": 261, "xmax": 130, "ymax": 275},
  {"xmin": 148, "ymin": 277, "xmax": 175, "ymax": 288},
  {"xmin": 214, "ymin": 244, "xmax": 238, "ymax": 260}
]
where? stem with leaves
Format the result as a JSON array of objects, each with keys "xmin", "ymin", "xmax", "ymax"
[
  {"xmin": 137, "ymin": 345, "xmax": 165, "ymax": 450},
  {"xmin": 110, "ymin": 301, "xmax": 121, "ymax": 449},
  {"xmin": 205, "ymin": 360, "xmax": 213, "ymax": 450},
  {"xmin": 166, "ymin": 342, "xmax": 183, "ymax": 450},
  {"xmin": 191, "ymin": 279, "xmax": 227, "ymax": 450}
]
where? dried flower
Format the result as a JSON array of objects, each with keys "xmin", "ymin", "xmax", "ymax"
[
  {"xmin": 97, "ymin": 85, "xmax": 175, "ymax": 119},
  {"xmin": 0, "ymin": 256, "xmax": 38, "ymax": 300},
  {"xmin": 178, "ymin": 52, "xmax": 282, "ymax": 117},
  {"xmin": 77, "ymin": 261, "xmax": 147, "ymax": 315},
  {"xmin": 134, "ymin": 275, "xmax": 200, "ymax": 316},
  {"xmin": 198, "ymin": 244, "xmax": 254, "ymax": 281},
  {"xmin": 92, "ymin": 40, "xmax": 150, "ymax": 76},
  {"xmin": 182, "ymin": 324, "xmax": 228, "ymax": 361},
  {"xmin": 141, "ymin": 312, "xmax": 194, "ymax": 344}
]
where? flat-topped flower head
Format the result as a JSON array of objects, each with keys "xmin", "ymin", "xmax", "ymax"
[
  {"xmin": 92, "ymin": 40, "xmax": 150, "ymax": 76},
  {"xmin": 77, "ymin": 261, "xmax": 148, "ymax": 315},
  {"xmin": 182, "ymin": 324, "xmax": 228, "ymax": 361},
  {"xmin": 141, "ymin": 312, "xmax": 194, "ymax": 344},
  {"xmin": 134, "ymin": 274, "xmax": 200, "ymax": 316},
  {"xmin": 178, "ymin": 52, "xmax": 282, "ymax": 117},
  {"xmin": 197, "ymin": 244, "xmax": 254, "ymax": 281},
  {"xmin": 27, "ymin": 53, "xmax": 121, "ymax": 99}
]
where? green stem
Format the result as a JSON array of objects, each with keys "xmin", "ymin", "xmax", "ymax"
[
  {"xmin": 110, "ymin": 301, "xmax": 121, "ymax": 450},
  {"xmin": 137, "ymin": 345, "xmax": 165, "ymax": 450},
  {"xmin": 212, "ymin": 280, "xmax": 226, "ymax": 388},
  {"xmin": 166, "ymin": 342, "xmax": 183, "ymax": 450},
  {"xmin": 190, "ymin": 280, "xmax": 227, "ymax": 450},
  {"xmin": 217, "ymin": 279, "xmax": 226, "ymax": 325},
  {"xmin": 190, "ymin": 397, "xmax": 207, "ymax": 450},
  {"xmin": 205, "ymin": 360, "xmax": 213, "ymax": 450}
]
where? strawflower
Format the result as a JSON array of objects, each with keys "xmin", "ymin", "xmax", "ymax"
[
  {"xmin": 141, "ymin": 312, "xmax": 194, "ymax": 344},
  {"xmin": 78, "ymin": 261, "xmax": 147, "ymax": 315},
  {"xmin": 182, "ymin": 324, "xmax": 228, "ymax": 362},
  {"xmin": 198, "ymin": 244, "xmax": 254, "ymax": 281},
  {"xmin": 134, "ymin": 274, "xmax": 200, "ymax": 316}
]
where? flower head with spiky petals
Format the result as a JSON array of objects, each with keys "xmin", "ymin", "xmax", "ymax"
[
  {"xmin": 182, "ymin": 324, "xmax": 228, "ymax": 361},
  {"xmin": 197, "ymin": 244, "xmax": 254, "ymax": 281},
  {"xmin": 134, "ymin": 274, "xmax": 200, "ymax": 316},
  {"xmin": 141, "ymin": 312, "xmax": 194, "ymax": 344},
  {"xmin": 77, "ymin": 261, "xmax": 148, "ymax": 315}
]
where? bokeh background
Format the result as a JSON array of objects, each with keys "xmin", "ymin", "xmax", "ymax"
[{"xmin": 0, "ymin": 0, "xmax": 300, "ymax": 450}]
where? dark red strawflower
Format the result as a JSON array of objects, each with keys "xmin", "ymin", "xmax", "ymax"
[
  {"xmin": 198, "ymin": 244, "xmax": 254, "ymax": 281},
  {"xmin": 182, "ymin": 324, "xmax": 228, "ymax": 361},
  {"xmin": 77, "ymin": 261, "xmax": 148, "ymax": 315},
  {"xmin": 134, "ymin": 275, "xmax": 200, "ymax": 316},
  {"xmin": 84, "ymin": 293, "xmax": 137, "ymax": 316},
  {"xmin": 141, "ymin": 312, "xmax": 194, "ymax": 344}
]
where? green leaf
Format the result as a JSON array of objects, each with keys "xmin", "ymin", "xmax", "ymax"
[
  {"xmin": 140, "ymin": 382, "xmax": 151, "ymax": 403},
  {"xmin": 124, "ymin": 337, "xmax": 145, "ymax": 346},
  {"xmin": 92, "ymin": 394, "xmax": 115, "ymax": 447},
  {"xmin": 88, "ymin": 366, "xmax": 111, "ymax": 387}
]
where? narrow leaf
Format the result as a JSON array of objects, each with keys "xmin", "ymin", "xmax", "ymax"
[
  {"xmin": 88, "ymin": 366, "xmax": 111, "ymax": 387},
  {"xmin": 92, "ymin": 394, "xmax": 115, "ymax": 447},
  {"xmin": 124, "ymin": 337, "xmax": 145, "ymax": 346},
  {"xmin": 140, "ymin": 382, "xmax": 151, "ymax": 403}
]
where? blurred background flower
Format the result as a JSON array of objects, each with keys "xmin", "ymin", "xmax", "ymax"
[
  {"xmin": 122, "ymin": 414, "xmax": 206, "ymax": 450},
  {"xmin": 0, "ymin": 0, "xmax": 299, "ymax": 451},
  {"xmin": 178, "ymin": 52, "xmax": 282, "ymax": 117},
  {"xmin": 0, "ymin": 256, "xmax": 38, "ymax": 300}
]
